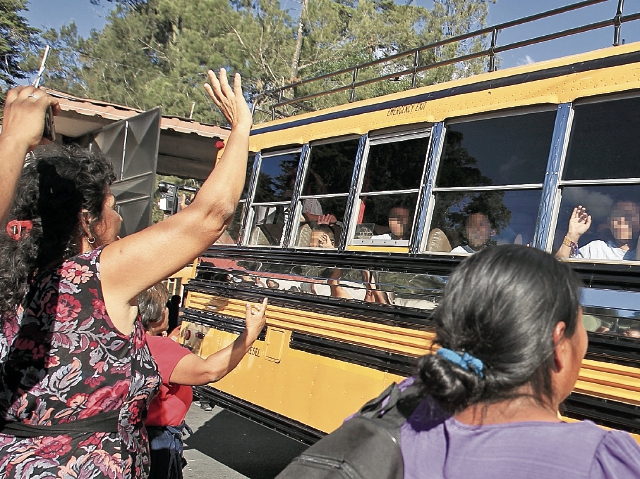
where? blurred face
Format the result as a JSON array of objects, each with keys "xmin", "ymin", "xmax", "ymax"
[
  {"xmin": 610, "ymin": 215, "xmax": 633, "ymax": 242},
  {"xmin": 150, "ymin": 307, "xmax": 169, "ymax": 336},
  {"xmin": 310, "ymin": 230, "xmax": 334, "ymax": 248},
  {"xmin": 94, "ymin": 191, "xmax": 122, "ymax": 246},
  {"xmin": 389, "ymin": 207, "xmax": 410, "ymax": 239},
  {"xmin": 466, "ymin": 213, "xmax": 492, "ymax": 249}
]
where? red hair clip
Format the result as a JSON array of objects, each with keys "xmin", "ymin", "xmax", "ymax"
[{"xmin": 6, "ymin": 220, "xmax": 33, "ymax": 240}]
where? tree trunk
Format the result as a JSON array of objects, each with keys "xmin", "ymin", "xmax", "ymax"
[{"xmin": 289, "ymin": 0, "xmax": 309, "ymax": 82}]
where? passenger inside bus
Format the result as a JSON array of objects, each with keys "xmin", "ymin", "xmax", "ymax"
[
  {"xmin": 451, "ymin": 212, "xmax": 495, "ymax": 254},
  {"xmin": 557, "ymin": 201, "xmax": 640, "ymax": 260},
  {"xmin": 310, "ymin": 224, "xmax": 336, "ymax": 248},
  {"xmin": 371, "ymin": 206, "xmax": 411, "ymax": 240}
]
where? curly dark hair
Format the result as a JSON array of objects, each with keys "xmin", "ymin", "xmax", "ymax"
[{"xmin": 0, "ymin": 144, "xmax": 116, "ymax": 314}]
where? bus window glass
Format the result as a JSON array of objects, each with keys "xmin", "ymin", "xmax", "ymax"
[
  {"xmin": 553, "ymin": 185, "xmax": 640, "ymax": 260},
  {"xmin": 437, "ymin": 112, "xmax": 555, "ymax": 187},
  {"xmin": 564, "ymin": 96, "xmax": 640, "ymax": 181},
  {"xmin": 296, "ymin": 139, "xmax": 359, "ymax": 249},
  {"xmin": 249, "ymin": 150, "xmax": 301, "ymax": 246},
  {"xmin": 355, "ymin": 193, "xmax": 418, "ymax": 244},
  {"xmin": 352, "ymin": 134, "xmax": 428, "ymax": 246},
  {"xmin": 430, "ymin": 189, "xmax": 542, "ymax": 253},
  {"xmin": 306, "ymin": 140, "xmax": 358, "ymax": 195},
  {"xmin": 362, "ymin": 137, "xmax": 428, "ymax": 193},
  {"xmin": 253, "ymin": 151, "xmax": 300, "ymax": 202}
]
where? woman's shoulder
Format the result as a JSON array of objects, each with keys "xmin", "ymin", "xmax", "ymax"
[{"xmin": 590, "ymin": 429, "xmax": 640, "ymax": 479}]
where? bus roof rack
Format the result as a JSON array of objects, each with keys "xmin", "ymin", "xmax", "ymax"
[{"xmin": 253, "ymin": 0, "xmax": 640, "ymax": 121}]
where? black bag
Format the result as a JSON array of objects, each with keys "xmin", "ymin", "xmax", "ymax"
[{"xmin": 275, "ymin": 382, "xmax": 423, "ymax": 479}]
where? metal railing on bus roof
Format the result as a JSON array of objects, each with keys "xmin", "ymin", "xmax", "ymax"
[{"xmin": 253, "ymin": 0, "xmax": 640, "ymax": 121}]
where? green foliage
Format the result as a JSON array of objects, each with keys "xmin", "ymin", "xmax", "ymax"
[
  {"xmin": 0, "ymin": 0, "xmax": 39, "ymax": 108},
  {"xmin": 25, "ymin": 0, "xmax": 493, "ymax": 124}
]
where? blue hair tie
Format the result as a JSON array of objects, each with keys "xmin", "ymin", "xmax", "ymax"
[{"xmin": 436, "ymin": 348, "xmax": 484, "ymax": 378}]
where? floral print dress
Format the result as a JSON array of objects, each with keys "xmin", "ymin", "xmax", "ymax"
[{"xmin": 0, "ymin": 247, "xmax": 160, "ymax": 478}]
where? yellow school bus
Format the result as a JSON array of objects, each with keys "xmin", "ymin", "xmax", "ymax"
[{"xmin": 178, "ymin": 2, "xmax": 640, "ymax": 444}]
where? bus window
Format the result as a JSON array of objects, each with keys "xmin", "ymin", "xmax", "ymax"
[
  {"xmin": 351, "ymin": 132, "xmax": 429, "ymax": 246},
  {"xmin": 554, "ymin": 96, "xmax": 640, "ymax": 261},
  {"xmin": 432, "ymin": 190, "xmax": 542, "ymax": 253},
  {"xmin": 295, "ymin": 139, "xmax": 359, "ymax": 248},
  {"xmin": 429, "ymin": 110, "xmax": 556, "ymax": 254},
  {"xmin": 219, "ymin": 154, "xmax": 255, "ymax": 245},
  {"xmin": 248, "ymin": 150, "xmax": 301, "ymax": 246}
]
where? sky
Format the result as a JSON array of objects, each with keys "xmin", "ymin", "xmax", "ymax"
[{"xmin": 22, "ymin": 0, "xmax": 640, "ymax": 72}]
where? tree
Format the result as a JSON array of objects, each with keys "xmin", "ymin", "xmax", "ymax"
[
  {"xmin": 34, "ymin": 0, "xmax": 493, "ymax": 124},
  {"xmin": 0, "ymin": 0, "xmax": 39, "ymax": 108}
]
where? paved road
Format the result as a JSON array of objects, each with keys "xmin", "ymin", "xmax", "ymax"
[{"xmin": 182, "ymin": 403, "xmax": 308, "ymax": 479}]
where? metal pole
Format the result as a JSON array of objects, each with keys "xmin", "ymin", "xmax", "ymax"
[
  {"xmin": 412, "ymin": 50, "xmax": 420, "ymax": 88},
  {"xmin": 488, "ymin": 28, "xmax": 499, "ymax": 72},
  {"xmin": 350, "ymin": 67, "xmax": 358, "ymax": 103},
  {"xmin": 33, "ymin": 45, "xmax": 50, "ymax": 88},
  {"xmin": 613, "ymin": 0, "xmax": 625, "ymax": 46}
]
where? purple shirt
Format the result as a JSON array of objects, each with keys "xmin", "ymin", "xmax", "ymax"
[{"xmin": 401, "ymin": 396, "xmax": 640, "ymax": 479}]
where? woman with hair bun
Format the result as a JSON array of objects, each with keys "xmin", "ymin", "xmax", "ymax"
[
  {"xmin": 0, "ymin": 69, "xmax": 252, "ymax": 478},
  {"xmin": 401, "ymin": 245, "xmax": 640, "ymax": 478}
]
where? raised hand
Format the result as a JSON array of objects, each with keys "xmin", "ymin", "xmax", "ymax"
[
  {"xmin": 204, "ymin": 68, "xmax": 252, "ymax": 131},
  {"xmin": 245, "ymin": 298, "xmax": 268, "ymax": 339},
  {"xmin": 567, "ymin": 205, "xmax": 591, "ymax": 240},
  {"xmin": 2, "ymin": 86, "xmax": 60, "ymax": 151}
]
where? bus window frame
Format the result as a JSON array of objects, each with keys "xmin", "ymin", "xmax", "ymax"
[
  {"xmin": 419, "ymin": 106, "xmax": 559, "ymax": 255},
  {"xmin": 244, "ymin": 146, "xmax": 304, "ymax": 248},
  {"xmin": 289, "ymin": 135, "xmax": 361, "ymax": 250},
  {"xmin": 546, "ymin": 92, "xmax": 640, "ymax": 262},
  {"xmin": 347, "ymin": 126, "xmax": 432, "ymax": 248}
]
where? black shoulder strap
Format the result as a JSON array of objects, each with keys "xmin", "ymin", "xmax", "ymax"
[{"xmin": 358, "ymin": 382, "xmax": 424, "ymax": 430}]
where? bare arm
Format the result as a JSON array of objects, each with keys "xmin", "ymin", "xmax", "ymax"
[
  {"xmin": 100, "ymin": 69, "xmax": 252, "ymax": 331},
  {"xmin": 556, "ymin": 205, "xmax": 591, "ymax": 259},
  {"xmin": 170, "ymin": 299, "xmax": 267, "ymax": 385},
  {"xmin": 0, "ymin": 87, "xmax": 60, "ymax": 224}
]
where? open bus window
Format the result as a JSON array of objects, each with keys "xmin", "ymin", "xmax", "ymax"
[
  {"xmin": 553, "ymin": 185, "xmax": 640, "ymax": 261},
  {"xmin": 351, "ymin": 133, "xmax": 429, "ymax": 246},
  {"xmin": 426, "ymin": 110, "xmax": 555, "ymax": 254},
  {"xmin": 355, "ymin": 194, "xmax": 418, "ymax": 246},
  {"xmin": 248, "ymin": 150, "xmax": 301, "ymax": 246},
  {"xmin": 430, "ymin": 190, "xmax": 542, "ymax": 253},
  {"xmin": 295, "ymin": 139, "xmax": 358, "ymax": 248}
]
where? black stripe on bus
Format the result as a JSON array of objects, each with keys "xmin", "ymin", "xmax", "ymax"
[
  {"xmin": 250, "ymin": 50, "xmax": 640, "ymax": 136},
  {"xmin": 181, "ymin": 309, "xmax": 267, "ymax": 341},
  {"xmin": 585, "ymin": 333, "xmax": 640, "ymax": 368},
  {"xmin": 186, "ymin": 281, "xmax": 434, "ymax": 329},
  {"xmin": 289, "ymin": 332, "xmax": 417, "ymax": 376},
  {"xmin": 194, "ymin": 385, "xmax": 324, "ymax": 445},
  {"xmin": 563, "ymin": 392, "xmax": 640, "ymax": 435}
]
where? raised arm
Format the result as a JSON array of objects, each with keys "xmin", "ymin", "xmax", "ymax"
[
  {"xmin": 100, "ymin": 69, "xmax": 252, "ymax": 331},
  {"xmin": 0, "ymin": 86, "xmax": 59, "ymax": 224},
  {"xmin": 556, "ymin": 205, "xmax": 591, "ymax": 259},
  {"xmin": 169, "ymin": 298, "xmax": 267, "ymax": 385}
]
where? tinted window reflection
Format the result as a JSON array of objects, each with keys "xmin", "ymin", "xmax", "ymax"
[
  {"xmin": 582, "ymin": 309, "xmax": 640, "ymax": 338},
  {"xmin": 355, "ymin": 193, "xmax": 418, "ymax": 242},
  {"xmin": 254, "ymin": 151, "xmax": 300, "ymax": 202},
  {"xmin": 241, "ymin": 155, "xmax": 255, "ymax": 200},
  {"xmin": 437, "ymin": 112, "xmax": 555, "ymax": 187},
  {"xmin": 553, "ymin": 185, "xmax": 640, "ymax": 260},
  {"xmin": 362, "ymin": 137, "xmax": 428, "ymax": 192},
  {"xmin": 430, "ymin": 190, "xmax": 542, "ymax": 253},
  {"xmin": 306, "ymin": 140, "xmax": 359, "ymax": 195},
  {"xmin": 564, "ymin": 96, "xmax": 640, "ymax": 180}
]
